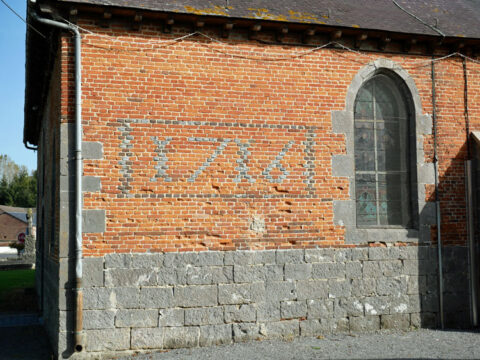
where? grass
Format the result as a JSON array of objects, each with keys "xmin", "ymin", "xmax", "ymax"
[
  {"xmin": 0, "ymin": 269, "xmax": 37, "ymax": 313},
  {"xmin": 0, "ymin": 269, "xmax": 35, "ymax": 292}
]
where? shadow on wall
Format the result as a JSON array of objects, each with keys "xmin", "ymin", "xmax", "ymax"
[
  {"xmin": 419, "ymin": 139, "xmax": 475, "ymax": 329},
  {"xmin": 62, "ymin": 122, "xmax": 77, "ymax": 359}
]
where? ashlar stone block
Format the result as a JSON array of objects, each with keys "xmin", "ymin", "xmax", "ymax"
[
  {"xmin": 232, "ymin": 323, "xmax": 263, "ymax": 342},
  {"xmin": 264, "ymin": 320, "xmax": 300, "ymax": 339},
  {"xmin": 115, "ymin": 309, "xmax": 158, "ymax": 327},
  {"xmin": 284, "ymin": 263, "xmax": 312, "ymax": 280},
  {"xmin": 363, "ymin": 296, "xmax": 390, "ymax": 316},
  {"xmin": 131, "ymin": 328, "xmax": 164, "ymax": 350},
  {"xmin": 85, "ymin": 329, "xmax": 130, "ymax": 352},
  {"xmin": 296, "ymin": 280, "xmax": 328, "ymax": 300},
  {"xmin": 218, "ymin": 283, "xmax": 265, "ymax": 305},
  {"xmin": 337, "ymin": 298, "xmax": 364, "ymax": 317},
  {"xmin": 158, "ymin": 308, "xmax": 184, "ymax": 327},
  {"xmin": 265, "ymin": 281, "xmax": 296, "ymax": 302},
  {"xmin": 328, "ymin": 279, "xmax": 351, "ymax": 298},
  {"xmin": 199, "ymin": 324, "xmax": 232, "ymax": 346},
  {"xmin": 185, "ymin": 307, "xmax": 224, "ymax": 325},
  {"xmin": 381, "ymin": 314, "xmax": 410, "ymax": 330},
  {"xmin": 307, "ymin": 299, "xmax": 334, "ymax": 319},
  {"xmin": 305, "ymin": 249, "xmax": 335, "ymax": 263},
  {"xmin": 163, "ymin": 327, "xmax": 200, "ymax": 349},
  {"xmin": 131, "ymin": 254, "xmax": 164, "ymax": 268},
  {"xmin": 350, "ymin": 316, "xmax": 380, "ymax": 332},
  {"xmin": 256, "ymin": 301, "xmax": 281, "ymax": 322},
  {"xmin": 300, "ymin": 318, "xmax": 335, "ymax": 336},
  {"xmin": 312, "ymin": 262, "xmax": 346, "ymax": 279},
  {"xmin": 280, "ymin": 300, "xmax": 307, "ymax": 319},
  {"xmin": 83, "ymin": 310, "xmax": 115, "ymax": 330},
  {"xmin": 138, "ymin": 287, "xmax": 174, "ymax": 308},
  {"xmin": 83, "ymin": 288, "xmax": 113, "ymax": 310},
  {"xmin": 224, "ymin": 304, "xmax": 256, "ymax": 323},
  {"xmin": 174, "ymin": 285, "xmax": 218, "ymax": 307},
  {"xmin": 105, "ymin": 268, "xmax": 156, "ymax": 287},
  {"xmin": 351, "ymin": 278, "xmax": 376, "ymax": 297},
  {"xmin": 234, "ymin": 265, "xmax": 266, "ymax": 283},
  {"xmin": 276, "ymin": 249, "xmax": 305, "ymax": 264},
  {"xmin": 112, "ymin": 287, "xmax": 140, "ymax": 309},
  {"xmin": 376, "ymin": 277, "xmax": 407, "ymax": 296},
  {"xmin": 83, "ymin": 257, "xmax": 104, "ymax": 288}
]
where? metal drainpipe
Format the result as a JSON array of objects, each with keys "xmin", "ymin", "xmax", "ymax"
[
  {"xmin": 431, "ymin": 58, "xmax": 444, "ymax": 329},
  {"xmin": 465, "ymin": 160, "xmax": 478, "ymax": 327},
  {"xmin": 31, "ymin": 10, "xmax": 84, "ymax": 352},
  {"xmin": 463, "ymin": 58, "xmax": 478, "ymax": 328}
]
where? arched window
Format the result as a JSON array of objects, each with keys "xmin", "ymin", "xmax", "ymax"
[{"xmin": 354, "ymin": 73, "xmax": 413, "ymax": 227}]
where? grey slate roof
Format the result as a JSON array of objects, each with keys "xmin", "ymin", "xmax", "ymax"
[
  {"xmin": 9, "ymin": 212, "xmax": 29, "ymax": 224},
  {"xmin": 0, "ymin": 206, "xmax": 37, "ymax": 226},
  {"xmin": 59, "ymin": 0, "xmax": 480, "ymax": 39}
]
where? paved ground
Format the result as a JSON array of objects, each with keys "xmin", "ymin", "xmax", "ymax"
[
  {"xmin": 121, "ymin": 329, "xmax": 480, "ymax": 360},
  {"xmin": 0, "ymin": 325, "xmax": 52, "ymax": 360},
  {"xmin": 0, "ymin": 326, "xmax": 479, "ymax": 359}
]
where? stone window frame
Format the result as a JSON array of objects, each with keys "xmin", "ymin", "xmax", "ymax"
[
  {"xmin": 353, "ymin": 73, "xmax": 413, "ymax": 228},
  {"xmin": 332, "ymin": 58, "xmax": 436, "ymax": 244}
]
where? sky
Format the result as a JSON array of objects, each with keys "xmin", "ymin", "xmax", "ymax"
[{"xmin": 0, "ymin": 1, "xmax": 36, "ymax": 173}]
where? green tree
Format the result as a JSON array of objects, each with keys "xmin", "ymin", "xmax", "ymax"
[
  {"xmin": 7, "ymin": 170, "xmax": 37, "ymax": 207},
  {"xmin": 0, "ymin": 177, "xmax": 13, "ymax": 205},
  {"xmin": 0, "ymin": 155, "xmax": 36, "ymax": 207},
  {"xmin": 0, "ymin": 154, "xmax": 27, "ymax": 184}
]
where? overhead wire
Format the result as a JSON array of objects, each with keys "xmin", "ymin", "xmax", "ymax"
[
  {"xmin": 1, "ymin": 0, "xmax": 46, "ymax": 38},
  {"xmin": 60, "ymin": 17, "xmax": 480, "ymax": 71},
  {"xmin": 63, "ymin": 19, "xmax": 341, "ymax": 61},
  {"xmin": 3, "ymin": 1, "xmax": 479, "ymax": 70},
  {"xmin": 392, "ymin": 0, "xmax": 445, "ymax": 38},
  {"xmin": 65, "ymin": 18, "xmax": 368, "ymax": 61}
]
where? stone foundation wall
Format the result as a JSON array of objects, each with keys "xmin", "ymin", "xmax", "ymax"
[{"xmin": 63, "ymin": 246, "xmax": 470, "ymax": 356}]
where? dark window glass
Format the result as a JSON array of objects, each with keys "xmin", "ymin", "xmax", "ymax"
[{"xmin": 354, "ymin": 75, "xmax": 411, "ymax": 227}]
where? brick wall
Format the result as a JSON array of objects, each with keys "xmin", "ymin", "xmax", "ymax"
[
  {"xmin": 55, "ymin": 23, "xmax": 480, "ymax": 254},
  {"xmin": 0, "ymin": 212, "xmax": 27, "ymax": 245},
  {"xmin": 38, "ymin": 20, "xmax": 478, "ymax": 357}
]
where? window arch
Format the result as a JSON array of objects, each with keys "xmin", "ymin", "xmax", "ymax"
[{"xmin": 354, "ymin": 72, "xmax": 414, "ymax": 227}]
